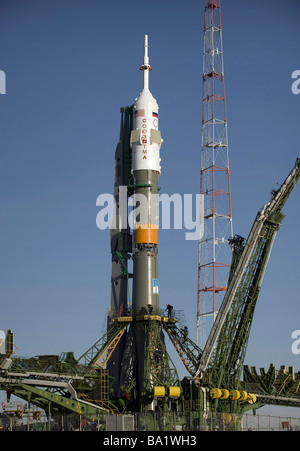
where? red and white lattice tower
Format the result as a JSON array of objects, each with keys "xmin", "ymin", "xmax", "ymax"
[{"xmin": 197, "ymin": 0, "xmax": 233, "ymax": 348}]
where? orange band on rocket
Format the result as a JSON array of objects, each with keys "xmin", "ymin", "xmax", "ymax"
[{"xmin": 133, "ymin": 224, "xmax": 158, "ymax": 245}]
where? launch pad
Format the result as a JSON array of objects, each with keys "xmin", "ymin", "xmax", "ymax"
[{"xmin": 1, "ymin": 5, "xmax": 300, "ymax": 431}]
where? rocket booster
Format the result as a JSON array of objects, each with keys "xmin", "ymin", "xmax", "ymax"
[{"xmin": 131, "ymin": 35, "xmax": 162, "ymax": 313}]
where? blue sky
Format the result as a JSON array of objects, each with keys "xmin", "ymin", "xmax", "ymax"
[{"xmin": 1, "ymin": 0, "xmax": 300, "ymax": 416}]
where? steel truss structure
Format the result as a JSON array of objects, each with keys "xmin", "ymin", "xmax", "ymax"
[{"xmin": 197, "ymin": 0, "xmax": 233, "ymax": 349}]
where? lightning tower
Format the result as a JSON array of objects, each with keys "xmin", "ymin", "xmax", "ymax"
[{"xmin": 197, "ymin": 0, "xmax": 233, "ymax": 348}]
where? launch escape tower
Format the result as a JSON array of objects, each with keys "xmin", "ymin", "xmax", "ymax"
[{"xmin": 197, "ymin": 0, "xmax": 233, "ymax": 349}]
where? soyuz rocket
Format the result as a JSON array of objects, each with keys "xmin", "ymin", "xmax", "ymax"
[
  {"xmin": 130, "ymin": 35, "xmax": 163, "ymax": 403},
  {"xmin": 131, "ymin": 34, "xmax": 162, "ymax": 314},
  {"xmin": 108, "ymin": 35, "xmax": 164, "ymax": 404}
]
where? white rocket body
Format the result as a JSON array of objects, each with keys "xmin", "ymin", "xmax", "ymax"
[{"xmin": 131, "ymin": 35, "xmax": 162, "ymax": 313}]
